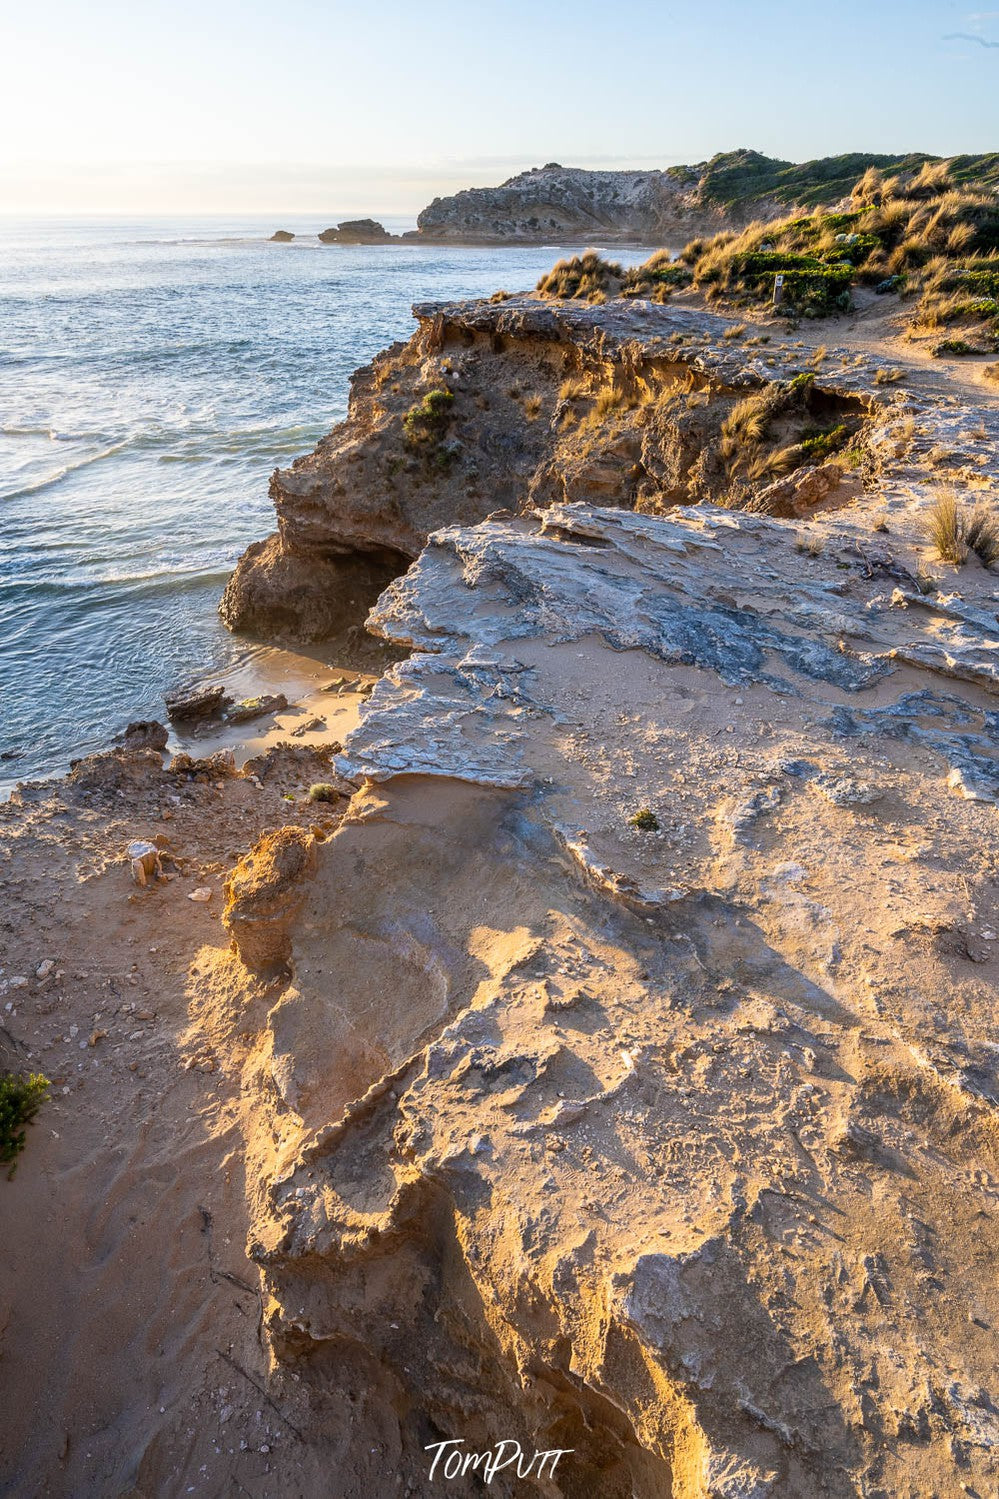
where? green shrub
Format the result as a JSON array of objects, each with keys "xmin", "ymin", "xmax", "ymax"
[
  {"xmin": 800, "ymin": 423, "xmax": 850, "ymax": 461},
  {"xmin": 932, "ymin": 338, "xmax": 981, "ymax": 357},
  {"xmin": 628, "ymin": 808, "xmax": 660, "ymax": 832},
  {"xmin": 307, "ymin": 783, "xmax": 341, "ymax": 803},
  {"xmin": 1, "ymin": 1072, "xmax": 49, "ymax": 1177},
  {"xmin": 781, "ymin": 265, "xmax": 853, "ymax": 314},
  {"xmin": 622, "ymin": 255, "xmax": 694, "ymax": 297},
  {"xmin": 403, "ymin": 388, "xmax": 454, "ymax": 447},
  {"xmin": 949, "ymin": 268, "xmax": 999, "ymax": 299}
]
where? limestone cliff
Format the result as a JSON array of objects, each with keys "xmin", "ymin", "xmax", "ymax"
[
  {"xmin": 220, "ymin": 295, "xmax": 881, "ymax": 641},
  {"xmin": 415, "ymin": 162, "xmax": 735, "ymax": 245},
  {"xmin": 4, "ymin": 271, "xmax": 999, "ymax": 1499}
]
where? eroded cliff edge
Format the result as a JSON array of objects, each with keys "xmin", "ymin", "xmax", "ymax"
[{"xmin": 219, "ymin": 293, "xmax": 885, "ymax": 642}]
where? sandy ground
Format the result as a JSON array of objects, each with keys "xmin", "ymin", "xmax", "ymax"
[
  {"xmin": 170, "ymin": 646, "xmax": 374, "ymax": 766},
  {"xmin": 0, "ymin": 730, "xmax": 361, "ymax": 1498}
]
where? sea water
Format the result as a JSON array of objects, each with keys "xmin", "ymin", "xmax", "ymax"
[{"xmin": 0, "ymin": 215, "xmax": 644, "ymax": 787}]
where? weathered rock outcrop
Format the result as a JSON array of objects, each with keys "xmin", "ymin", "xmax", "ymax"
[
  {"xmin": 246, "ymin": 502, "xmax": 999, "ymax": 1497},
  {"xmin": 223, "ymin": 825, "xmax": 318, "ymax": 973},
  {"xmin": 318, "ymin": 218, "xmax": 395, "ymax": 244},
  {"xmin": 416, "ymin": 152, "xmax": 999, "ymax": 245},
  {"xmin": 220, "ymin": 295, "xmax": 880, "ymax": 641},
  {"xmin": 416, "ymin": 162, "xmax": 732, "ymax": 244}
]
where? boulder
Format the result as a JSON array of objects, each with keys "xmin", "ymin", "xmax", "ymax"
[
  {"xmin": 224, "ymin": 693, "xmax": 288, "ymax": 725},
  {"xmin": 223, "ymin": 826, "xmax": 318, "ymax": 973},
  {"xmin": 122, "ymin": 720, "xmax": 169, "ymax": 752},
  {"xmin": 755, "ymin": 461, "xmax": 844, "ymax": 517},
  {"xmin": 164, "ymin": 684, "xmax": 231, "ymax": 723},
  {"xmin": 127, "ymin": 840, "xmax": 161, "ymax": 886}
]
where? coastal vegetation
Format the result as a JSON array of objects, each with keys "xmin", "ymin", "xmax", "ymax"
[
  {"xmin": 403, "ymin": 387, "xmax": 455, "ymax": 448},
  {"xmin": 680, "ymin": 163, "xmax": 999, "ymax": 339},
  {"xmin": 687, "ymin": 147, "xmax": 999, "ymax": 211},
  {"xmin": 536, "ymin": 251, "xmax": 624, "ymax": 301},
  {"xmin": 535, "ymin": 162, "xmax": 999, "ymax": 348},
  {"xmin": 1, "ymin": 1071, "xmax": 48, "ymax": 1177},
  {"xmin": 925, "ymin": 485, "xmax": 999, "ymax": 566}
]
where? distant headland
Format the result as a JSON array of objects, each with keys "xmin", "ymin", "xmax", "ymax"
[{"xmin": 272, "ymin": 148, "xmax": 999, "ymax": 248}]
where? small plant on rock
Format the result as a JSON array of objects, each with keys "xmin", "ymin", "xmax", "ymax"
[
  {"xmin": 307, "ymin": 783, "xmax": 341, "ymax": 803},
  {"xmin": 1, "ymin": 1071, "xmax": 49, "ymax": 1178},
  {"xmin": 628, "ymin": 807, "xmax": 660, "ymax": 832},
  {"xmin": 403, "ymin": 388, "xmax": 455, "ymax": 448},
  {"xmin": 964, "ymin": 505, "xmax": 999, "ymax": 566},
  {"xmin": 927, "ymin": 486, "xmax": 968, "ymax": 562}
]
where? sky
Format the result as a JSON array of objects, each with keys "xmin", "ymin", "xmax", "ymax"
[{"xmin": 1, "ymin": 0, "xmax": 997, "ymax": 214}]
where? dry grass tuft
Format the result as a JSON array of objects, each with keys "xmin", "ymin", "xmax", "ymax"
[
  {"xmin": 925, "ymin": 485, "xmax": 999, "ymax": 566},
  {"xmin": 927, "ymin": 487, "xmax": 966, "ymax": 562},
  {"xmin": 964, "ymin": 505, "xmax": 999, "ymax": 566},
  {"xmin": 558, "ymin": 377, "xmax": 590, "ymax": 402},
  {"xmin": 587, "ymin": 384, "xmax": 634, "ymax": 423},
  {"xmin": 537, "ymin": 251, "xmax": 623, "ymax": 302}
]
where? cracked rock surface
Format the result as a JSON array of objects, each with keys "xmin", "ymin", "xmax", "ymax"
[{"xmin": 250, "ymin": 501, "xmax": 999, "ymax": 1498}]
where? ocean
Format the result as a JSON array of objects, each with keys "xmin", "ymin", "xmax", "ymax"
[{"xmin": 0, "ymin": 215, "xmax": 645, "ymax": 790}]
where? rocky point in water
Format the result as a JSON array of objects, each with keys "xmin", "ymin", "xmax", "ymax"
[{"xmin": 317, "ymin": 218, "xmax": 396, "ymax": 244}]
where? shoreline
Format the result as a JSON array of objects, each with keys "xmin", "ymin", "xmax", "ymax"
[
  {"xmin": 167, "ymin": 643, "xmax": 375, "ymax": 768},
  {"xmin": 1, "ymin": 640, "xmax": 384, "ymax": 803}
]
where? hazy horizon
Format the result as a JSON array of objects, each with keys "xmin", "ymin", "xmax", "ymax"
[{"xmin": 3, "ymin": 0, "xmax": 997, "ymax": 215}]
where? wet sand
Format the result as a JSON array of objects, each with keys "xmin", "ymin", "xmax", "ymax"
[{"xmin": 168, "ymin": 642, "xmax": 376, "ymax": 767}]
